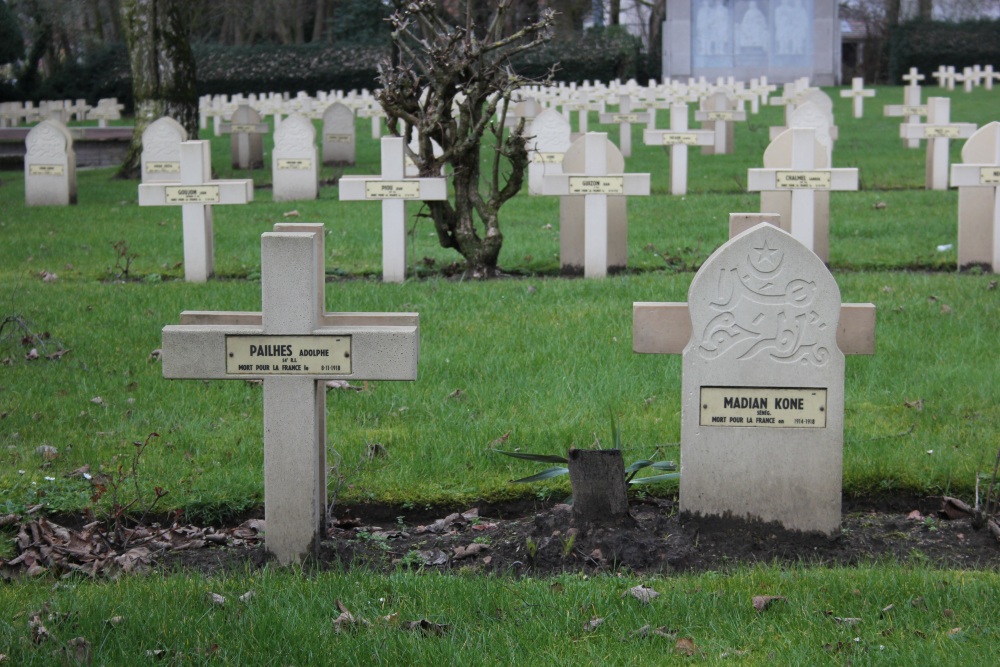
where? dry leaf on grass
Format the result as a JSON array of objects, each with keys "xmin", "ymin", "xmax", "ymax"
[
  {"xmin": 752, "ymin": 595, "xmax": 786, "ymax": 612},
  {"xmin": 675, "ymin": 637, "xmax": 698, "ymax": 656},
  {"xmin": 834, "ymin": 617, "xmax": 862, "ymax": 625},
  {"xmin": 632, "ymin": 624, "xmax": 677, "ymax": 638},
  {"xmin": 624, "ymin": 584, "xmax": 660, "ymax": 605},
  {"xmin": 332, "ymin": 600, "xmax": 370, "ymax": 633},
  {"xmin": 208, "ymin": 593, "xmax": 225, "ymax": 606},
  {"xmin": 452, "ymin": 543, "xmax": 487, "ymax": 560},
  {"xmin": 583, "ymin": 616, "xmax": 605, "ymax": 632},
  {"xmin": 903, "ymin": 398, "xmax": 924, "ymax": 411},
  {"xmin": 939, "ymin": 497, "xmax": 973, "ymax": 520},
  {"xmin": 404, "ymin": 619, "xmax": 450, "ymax": 635}
]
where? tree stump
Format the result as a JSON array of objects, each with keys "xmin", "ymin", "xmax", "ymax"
[{"xmin": 567, "ymin": 449, "xmax": 631, "ymax": 525}]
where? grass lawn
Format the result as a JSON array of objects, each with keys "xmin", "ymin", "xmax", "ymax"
[{"xmin": 0, "ymin": 86, "xmax": 998, "ymax": 664}]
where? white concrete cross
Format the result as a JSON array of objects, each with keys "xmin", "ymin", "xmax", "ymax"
[
  {"xmin": 902, "ymin": 67, "xmax": 925, "ymax": 88},
  {"xmin": 161, "ymin": 223, "xmax": 419, "ymax": 565},
  {"xmin": 643, "ymin": 103, "xmax": 715, "ymax": 196},
  {"xmin": 950, "ymin": 122, "xmax": 1000, "ymax": 272},
  {"xmin": 138, "ymin": 140, "xmax": 254, "ymax": 282},
  {"xmin": 338, "ymin": 136, "xmax": 448, "ymax": 283},
  {"xmin": 884, "ymin": 84, "xmax": 927, "ymax": 149},
  {"xmin": 597, "ymin": 94, "xmax": 650, "ymax": 157},
  {"xmin": 747, "ymin": 128, "xmax": 859, "ymax": 252},
  {"xmin": 984, "ymin": 65, "xmax": 997, "ymax": 91},
  {"xmin": 900, "ymin": 97, "xmax": 977, "ymax": 190},
  {"xmin": 839, "ymin": 77, "xmax": 876, "ymax": 118},
  {"xmin": 87, "ymin": 99, "xmax": 123, "ymax": 128},
  {"xmin": 694, "ymin": 93, "xmax": 745, "ymax": 154},
  {"xmin": 562, "ymin": 93, "xmax": 600, "ymax": 134},
  {"xmin": 541, "ymin": 132, "xmax": 649, "ymax": 278}
]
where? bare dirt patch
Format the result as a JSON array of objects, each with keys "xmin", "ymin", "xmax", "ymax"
[{"xmin": 153, "ymin": 495, "xmax": 1000, "ymax": 577}]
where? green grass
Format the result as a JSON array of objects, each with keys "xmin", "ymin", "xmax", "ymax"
[
  {"xmin": 2, "ymin": 87, "xmax": 999, "ymax": 518},
  {"xmin": 0, "ymin": 564, "xmax": 998, "ymax": 665}
]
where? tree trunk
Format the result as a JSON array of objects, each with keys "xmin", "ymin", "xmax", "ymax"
[
  {"xmin": 118, "ymin": 0, "xmax": 199, "ymax": 179},
  {"xmin": 567, "ymin": 449, "xmax": 631, "ymax": 526},
  {"xmin": 609, "ymin": 0, "xmax": 620, "ymax": 26}
]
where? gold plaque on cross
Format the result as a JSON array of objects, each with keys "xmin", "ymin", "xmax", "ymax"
[
  {"xmin": 612, "ymin": 114, "xmax": 639, "ymax": 123},
  {"xmin": 924, "ymin": 126, "xmax": 960, "ymax": 138},
  {"xmin": 699, "ymin": 387, "xmax": 828, "ymax": 428},
  {"xmin": 660, "ymin": 132, "xmax": 699, "ymax": 146},
  {"xmin": 979, "ymin": 167, "xmax": 1000, "ymax": 185},
  {"xmin": 225, "ymin": 335, "xmax": 352, "ymax": 375},
  {"xmin": 707, "ymin": 111, "xmax": 734, "ymax": 121},
  {"xmin": 568, "ymin": 176, "xmax": 625, "ymax": 195},
  {"xmin": 532, "ymin": 152, "xmax": 564, "ymax": 164},
  {"xmin": 165, "ymin": 185, "xmax": 221, "ymax": 204},
  {"xmin": 775, "ymin": 171, "xmax": 832, "ymax": 189},
  {"xmin": 364, "ymin": 181, "xmax": 421, "ymax": 199},
  {"xmin": 325, "ymin": 134, "xmax": 353, "ymax": 143}
]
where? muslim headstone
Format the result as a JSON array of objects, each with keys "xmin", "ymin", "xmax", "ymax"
[
  {"xmin": 24, "ymin": 120, "xmax": 77, "ymax": 206},
  {"xmin": 950, "ymin": 121, "xmax": 1000, "ymax": 272},
  {"xmin": 528, "ymin": 108, "xmax": 572, "ymax": 195},
  {"xmin": 219, "ymin": 104, "xmax": 268, "ymax": 170},
  {"xmin": 322, "ymin": 102, "xmax": 356, "ymax": 166},
  {"xmin": 141, "ymin": 117, "xmax": 188, "ymax": 183},
  {"xmin": 633, "ymin": 222, "xmax": 876, "ymax": 534},
  {"xmin": 271, "ymin": 113, "xmax": 318, "ymax": 202}
]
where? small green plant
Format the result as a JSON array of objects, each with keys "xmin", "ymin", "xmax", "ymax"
[
  {"xmin": 524, "ymin": 536, "xmax": 537, "ymax": 560},
  {"xmin": 494, "ymin": 411, "xmax": 679, "ymax": 487},
  {"xmin": 109, "ymin": 239, "xmax": 138, "ymax": 281},
  {"xmin": 560, "ymin": 532, "xmax": 576, "ymax": 558}
]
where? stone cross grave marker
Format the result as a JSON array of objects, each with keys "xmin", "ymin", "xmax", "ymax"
[
  {"xmin": 633, "ymin": 223, "xmax": 876, "ymax": 534},
  {"xmin": 759, "ymin": 127, "xmax": 832, "ymax": 262},
  {"xmin": 562, "ymin": 92, "xmax": 600, "ymax": 134},
  {"xmin": 900, "ymin": 97, "xmax": 977, "ymax": 191},
  {"xmin": 541, "ymin": 132, "xmax": 650, "ymax": 278},
  {"xmin": 87, "ymin": 98, "xmax": 123, "ymax": 127},
  {"xmin": 272, "ymin": 113, "xmax": 318, "ymax": 202},
  {"xmin": 950, "ymin": 121, "xmax": 1000, "ymax": 272},
  {"xmin": 138, "ymin": 140, "xmax": 254, "ymax": 283},
  {"xmin": 597, "ymin": 93, "xmax": 650, "ymax": 157},
  {"xmin": 24, "ymin": 119, "xmax": 76, "ymax": 206},
  {"xmin": 694, "ymin": 92, "xmax": 745, "ymax": 155},
  {"xmin": 358, "ymin": 104, "xmax": 385, "ymax": 139},
  {"xmin": 643, "ymin": 102, "xmax": 715, "ymax": 196},
  {"xmin": 839, "ymin": 77, "xmax": 876, "ymax": 119},
  {"xmin": 339, "ymin": 136, "xmax": 448, "ymax": 283},
  {"xmin": 984, "ymin": 65, "xmax": 996, "ymax": 91},
  {"xmin": 528, "ymin": 108, "xmax": 571, "ymax": 195},
  {"xmin": 748, "ymin": 128, "xmax": 858, "ymax": 254},
  {"xmin": 161, "ymin": 223, "xmax": 419, "ymax": 565},
  {"xmin": 902, "ymin": 67, "xmax": 925, "ymax": 89},
  {"xmin": 322, "ymin": 102, "xmax": 356, "ymax": 166},
  {"xmin": 884, "ymin": 85, "xmax": 927, "ymax": 150},
  {"xmin": 219, "ymin": 104, "xmax": 268, "ymax": 170},
  {"xmin": 141, "ymin": 117, "xmax": 188, "ymax": 184}
]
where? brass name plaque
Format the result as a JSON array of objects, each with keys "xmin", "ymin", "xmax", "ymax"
[
  {"xmin": 901, "ymin": 105, "xmax": 927, "ymax": 115},
  {"xmin": 707, "ymin": 111, "xmax": 735, "ymax": 121},
  {"xmin": 277, "ymin": 158, "xmax": 312, "ymax": 170},
  {"xmin": 28, "ymin": 164, "xmax": 64, "ymax": 176},
  {"xmin": 775, "ymin": 171, "xmax": 832, "ymax": 189},
  {"xmin": 661, "ymin": 132, "xmax": 699, "ymax": 145},
  {"xmin": 225, "ymin": 335, "xmax": 351, "ymax": 375},
  {"xmin": 231, "ymin": 124, "xmax": 262, "ymax": 133},
  {"xmin": 611, "ymin": 113, "xmax": 639, "ymax": 123},
  {"xmin": 700, "ymin": 387, "xmax": 827, "ymax": 428},
  {"xmin": 145, "ymin": 161, "xmax": 180, "ymax": 174},
  {"xmin": 164, "ymin": 185, "xmax": 221, "ymax": 204},
  {"xmin": 325, "ymin": 133, "xmax": 353, "ymax": 143},
  {"xmin": 980, "ymin": 167, "xmax": 1000, "ymax": 185},
  {"xmin": 924, "ymin": 126, "xmax": 961, "ymax": 138},
  {"xmin": 568, "ymin": 176, "xmax": 624, "ymax": 195},
  {"xmin": 532, "ymin": 152, "xmax": 564, "ymax": 164},
  {"xmin": 365, "ymin": 180, "xmax": 421, "ymax": 199}
]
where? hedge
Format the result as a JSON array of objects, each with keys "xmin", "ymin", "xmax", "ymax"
[{"xmin": 888, "ymin": 19, "xmax": 1000, "ymax": 84}]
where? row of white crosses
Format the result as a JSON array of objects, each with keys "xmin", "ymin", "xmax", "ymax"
[
  {"xmin": 884, "ymin": 67, "xmax": 927, "ymax": 149},
  {"xmin": 933, "ymin": 64, "xmax": 999, "ymax": 92},
  {"xmin": 900, "ymin": 97, "xmax": 977, "ymax": 190},
  {"xmin": 162, "ymin": 223, "xmax": 419, "ymax": 564}
]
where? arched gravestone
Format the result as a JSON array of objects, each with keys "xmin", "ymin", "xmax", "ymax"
[
  {"xmin": 760, "ymin": 127, "xmax": 830, "ymax": 262},
  {"xmin": 528, "ymin": 108, "xmax": 571, "ymax": 195},
  {"xmin": 954, "ymin": 122, "xmax": 1000, "ymax": 271},
  {"xmin": 321, "ymin": 102, "xmax": 355, "ymax": 166},
  {"xmin": 680, "ymin": 223, "xmax": 845, "ymax": 534},
  {"xmin": 272, "ymin": 113, "xmax": 318, "ymax": 202},
  {"xmin": 560, "ymin": 134, "xmax": 627, "ymax": 275},
  {"xmin": 141, "ymin": 117, "xmax": 188, "ymax": 184},
  {"xmin": 25, "ymin": 119, "xmax": 77, "ymax": 206},
  {"xmin": 220, "ymin": 104, "xmax": 267, "ymax": 169},
  {"xmin": 788, "ymin": 101, "xmax": 834, "ymax": 164}
]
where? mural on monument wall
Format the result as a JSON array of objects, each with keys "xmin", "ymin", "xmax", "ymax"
[{"xmin": 691, "ymin": 0, "xmax": 812, "ymax": 70}]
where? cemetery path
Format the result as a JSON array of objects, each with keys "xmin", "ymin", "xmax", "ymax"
[{"xmin": 156, "ymin": 495, "xmax": 1000, "ymax": 576}]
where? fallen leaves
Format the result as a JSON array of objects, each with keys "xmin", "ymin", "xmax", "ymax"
[
  {"xmin": 752, "ymin": 595, "xmax": 786, "ymax": 612},
  {"xmin": 582, "ymin": 616, "xmax": 604, "ymax": 632},
  {"xmin": 674, "ymin": 637, "xmax": 698, "ymax": 656},
  {"xmin": 332, "ymin": 600, "xmax": 449, "ymax": 636},
  {"xmin": 903, "ymin": 398, "xmax": 923, "ymax": 411},
  {"xmin": 624, "ymin": 584, "xmax": 659, "ymax": 605}
]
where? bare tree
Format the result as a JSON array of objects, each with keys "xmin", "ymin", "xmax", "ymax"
[
  {"xmin": 375, "ymin": 0, "xmax": 554, "ymax": 277},
  {"xmin": 118, "ymin": 0, "xmax": 198, "ymax": 178}
]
